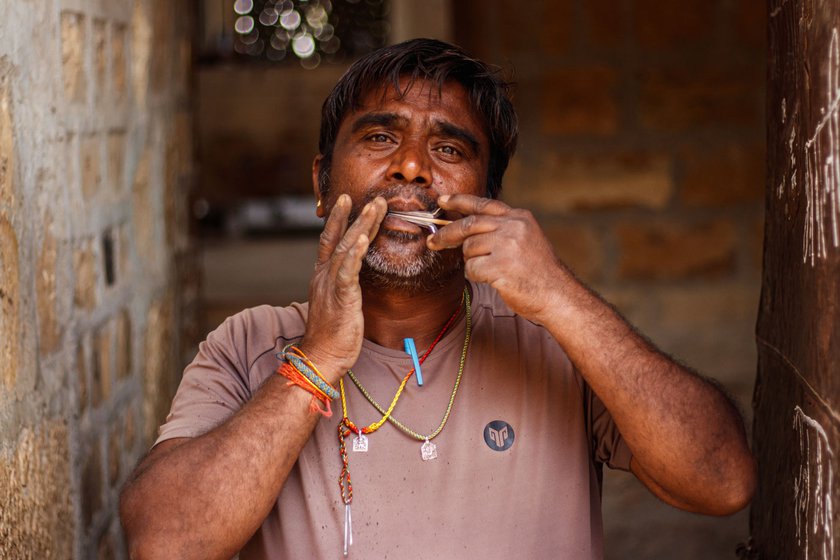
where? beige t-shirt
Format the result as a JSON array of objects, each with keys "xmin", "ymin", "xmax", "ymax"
[{"xmin": 157, "ymin": 282, "xmax": 631, "ymax": 559}]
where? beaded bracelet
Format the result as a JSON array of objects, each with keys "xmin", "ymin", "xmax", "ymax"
[{"xmin": 285, "ymin": 352, "xmax": 340, "ymax": 400}]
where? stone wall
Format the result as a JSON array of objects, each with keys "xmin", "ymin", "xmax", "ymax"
[
  {"xmin": 452, "ymin": 1, "xmax": 764, "ymax": 559},
  {"xmin": 0, "ymin": 1, "xmax": 196, "ymax": 558}
]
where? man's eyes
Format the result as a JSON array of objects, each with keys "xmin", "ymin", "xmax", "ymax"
[{"xmin": 362, "ymin": 134, "xmax": 463, "ymax": 158}]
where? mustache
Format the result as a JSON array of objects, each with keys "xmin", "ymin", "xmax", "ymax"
[{"xmin": 348, "ymin": 184, "xmax": 438, "ymax": 221}]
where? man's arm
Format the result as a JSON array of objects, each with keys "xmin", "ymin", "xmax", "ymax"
[
  {"xmin": 429, "ymin": 194, "xmax": 756, "ymax": 515},
  {"xmin": 120, "ymin": 378, "xmax": 322, "ymax": 560},
  {"xmin": 120, "ymin": 195, "xmax": 388, "ymax": 559}
]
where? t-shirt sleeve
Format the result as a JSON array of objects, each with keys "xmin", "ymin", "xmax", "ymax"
[
  {"xmin": 585, "ymin": 381, "xmax": 633, "ymax": 471},
  {"xmin": 154, "ymin": 311, "xmax": 260, "ymax": 447}
]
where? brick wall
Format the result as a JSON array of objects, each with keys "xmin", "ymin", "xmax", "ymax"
[
  {"xmin": 453, "ymin": 1, "xmax": 765, "ymax": 558},
  {"xmin": 0, "ymin": 1, "xmax": 196, "ymax": 557}
]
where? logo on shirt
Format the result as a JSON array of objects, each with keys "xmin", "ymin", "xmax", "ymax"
[{"xmin": 483, "ymin": 420, "xmax": 515, "ymax": 451}]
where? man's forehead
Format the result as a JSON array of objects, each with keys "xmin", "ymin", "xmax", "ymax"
[
  {"xmin": 338, "ymin": 77, "xmax": 488, "ymax": 148},
  {"xmin": 351, "ymin": 78, "xmax": 481, "ymax": 125}
]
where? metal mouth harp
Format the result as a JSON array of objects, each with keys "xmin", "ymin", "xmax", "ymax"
[{"xmin": 386, "ymin": 209, "xmax": 452, "ymax": 233}]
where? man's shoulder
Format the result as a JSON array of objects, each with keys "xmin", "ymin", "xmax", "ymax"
[{"xmin": 208, "ymin": 301, "xmax": 309, "ymax": 351}]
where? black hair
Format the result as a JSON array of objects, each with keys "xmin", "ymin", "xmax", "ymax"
[{"xmin": 317, "ymin": 38, "xmax": 518, "ymax": 199}]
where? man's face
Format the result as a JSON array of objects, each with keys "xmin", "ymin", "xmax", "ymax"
[{"xmin": 313, "ymin": 78, "xmax": 490, "ymax": 290}]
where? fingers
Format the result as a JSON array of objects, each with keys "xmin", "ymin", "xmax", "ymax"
[
  {"xmin": 317, "ymin": 196, "xmax": 386, "ymax": 266},
  {"xmin": 427, "ymin": 214, "xmax": 500, "ymax": 250},
  {"xmin": 317, "ymin": 194, "xmax": 351, "ymax": 264},
  {"xmin": 437, "ymin": 194, "xmax": 511, "ymax": 217},
  {"xmin": 427, "ymin": 194, "xmax": 511, "ymax": 250},
  {"xmin": 328, "ymin": 197, "xmax": 385, "ymax": 274},
  {"xmin": 336, "ymin": 233, "xmax": 370, "ymax": 285}
]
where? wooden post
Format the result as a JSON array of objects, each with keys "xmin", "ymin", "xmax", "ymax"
[{"xmin": 751, "ymin": 1, "xmax": 840, "ymax": 558}]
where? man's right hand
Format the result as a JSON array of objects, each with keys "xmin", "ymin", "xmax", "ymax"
[{"xmin": 298, "ymin": 194, "xmax": 387, "ymax": 384}]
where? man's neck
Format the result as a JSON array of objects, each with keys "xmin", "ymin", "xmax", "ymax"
[{"xmin": 360, "ymin": 276, "xmax": 468, "ymax": 351}]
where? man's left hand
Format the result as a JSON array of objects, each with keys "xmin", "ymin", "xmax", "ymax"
[{"xmin": 427, "ymin": 194, "xmax": 566, "ymax": 323}]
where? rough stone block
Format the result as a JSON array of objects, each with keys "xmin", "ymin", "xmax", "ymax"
[
  {"xmin": 632, "ymin": 0, "xmax": 714, "ymax": 50},
  {"xmin": 542, "ymin": 223, "xmax": 603, "ymax": 281},
  {"xmin": 150, "ymin": 0, "xmax": 174, "ymax": 94},
  {"xmin": 539, "ymin": 66, "xmax": 618, "ymax": 135},
  {"xmin": 164, "ymin": 136, "xmax": 180, "ymax": 248},
  {"xmin": 505, "ymin": 150, "xmax": 672, "ymax": 212},
  {"xmin": 124, "ymin": 403, "xmax": 136, "ymax": 450},
  {"xmin": 92, "ymin": 324, "xmax": 111, "ymax": 407},
  {"xmin": 115, "ymin": 309, "xmax": 132, "ymax": 379},
  {"xmin": 0, "ymin": 216, "xmax": 19, "ymax": 389},
  {"xmin": 117, "ymin": 222, "xmax": 130, "ymax": 280},
  {"xmin": 108, "ymin": 421, "xmax": 121, "ymax": 486},
  {"xmin": 131, "ymin": 2, "xmax": 151, "ymax": 106},
  {"xmin": 0, "ymin": 422, "xmax": 73, "ymax": 559},
  {"xmin": 0, "ymin": 72, "xmax": 14, "ymax": 208},
  {"xmin": 143, "ymin": 296, "xmax": 175, "ymax": 445},
  {"xmin": 61, "ymin": 12, "xmax": 86, "ymax": 102},
  {"xmin": 81, "ymin": 437, "xmax": 103, "ymax": 529},
  {"xmin": 112, "ymin": 24, "xmax": 127, "ymax": 101},
  {"xmin": 76, "ymin": 341, "xmax": 88, "ymax": 413},
  {"xmin": 80, "ymin": 134, "xmax": 101, "ymax": 199},
  {"xmin": 174, "ymin": 111, "xmax": 192, "ymax": 175},
  {"xmin": 132, "ymin": 148, "xmax": 155, "ymax": 265},
  {"xmin": 616, "ymin": 219, "xmax": 737, "ymax": 280},
  {"xmin": 108, "ymin": 131, "xmax": 126, "ymax": 194},
  {"xmin": 36, "ymin": 216, "xmax": 61, "ymax": 355},
  {"xmin": 639, "ymin": 64, "xmax": 760, "ymax": 131},
  {"xmin": 680, "ymin": 142, "xmax": 765, "ymax": 207},
  {"xmin": 98, "ymin": 529, "xmax": 116, "ymax": 560},
  {"xmin": 94, "ymin": 19, "xmax": 107, "ymax": 102},
  {"xmin": 73, "ymin": 240, "xmax": 97, "ymax": 309}
]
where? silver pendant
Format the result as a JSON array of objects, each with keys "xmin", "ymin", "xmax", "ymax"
[
  {"xmin": 421, "ymin": 438, "xmax": 438, "ymax": 461},
  {"xmin": 353, "ymin": 434, "xmax": 369, "ymax": 452}
]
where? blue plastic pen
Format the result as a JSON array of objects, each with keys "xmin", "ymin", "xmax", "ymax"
[{"xmin": 403, "ymin": 338, "xmax": 423, "ymax": 386}]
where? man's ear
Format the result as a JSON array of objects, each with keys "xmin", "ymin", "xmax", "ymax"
[{"xmin": 312, "ymin": 154, "xmax": 325, "ymax": 217}]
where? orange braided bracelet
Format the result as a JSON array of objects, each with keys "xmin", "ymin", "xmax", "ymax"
[{"xmin": 276, "ymin": 361, "xmax": 334, "ymax": 417}]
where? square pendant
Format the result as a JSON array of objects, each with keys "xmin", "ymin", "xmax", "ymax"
[
  {"xmin": 353, "ymin": 434, "xmax": 369, "ymax": 452},
  {"xmin": 421, "ymin": 439, "xmax": 438, "ymax": 461}
]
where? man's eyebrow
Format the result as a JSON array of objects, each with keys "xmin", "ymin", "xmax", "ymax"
[
  {"xmin": 434, "ymin": 121, "xmax": 481, "ymax": 155},
  {"xmin": 351, "ymin": 112, "xmax": 407, "ymax": 133}
]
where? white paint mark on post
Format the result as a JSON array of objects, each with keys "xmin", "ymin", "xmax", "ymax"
[
  {"xmin": 793, "ymin": 406, "xmax": 834, "ymax": 560},
  {"xmin": 803, "ymin": 28, "xmax": 840, "ymax": 264}
]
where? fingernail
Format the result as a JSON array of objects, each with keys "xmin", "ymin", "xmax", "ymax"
[{"xmin": 438, "ymin": 195, "xmax": 450, "ymax": 204}]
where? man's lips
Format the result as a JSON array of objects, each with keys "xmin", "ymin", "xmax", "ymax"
[{"xmin": 382, "ymin": 213, "xmax": 425, "ymax": 235}]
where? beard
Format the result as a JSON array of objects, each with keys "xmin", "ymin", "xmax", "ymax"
[{"xmin": 344, "ymin": 184, "xmax": 464, "ymax": 293}]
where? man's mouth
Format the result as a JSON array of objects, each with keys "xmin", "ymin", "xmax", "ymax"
[{"xmin": 382, "ymin": 213, "xmax": 426, "ymax": 235}]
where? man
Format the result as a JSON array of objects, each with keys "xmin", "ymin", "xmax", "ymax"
[{"xmin": 120, "ymin": 38, "xmax": 756, "ymax": 559}]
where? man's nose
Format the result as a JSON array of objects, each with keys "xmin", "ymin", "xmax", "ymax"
[{"xmin": 386, "ymin": 141, "xmax": 432, "ymax": 185}]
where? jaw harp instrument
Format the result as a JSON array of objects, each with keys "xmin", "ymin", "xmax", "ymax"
[{"xmin": 386, "ymin": 209, "xmax": 452, "ymax": 233}]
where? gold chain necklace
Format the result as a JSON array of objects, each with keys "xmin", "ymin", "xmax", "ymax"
[{"xmin": 347, "ymin": 287, "xmax": 472, "ymax": 460}]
